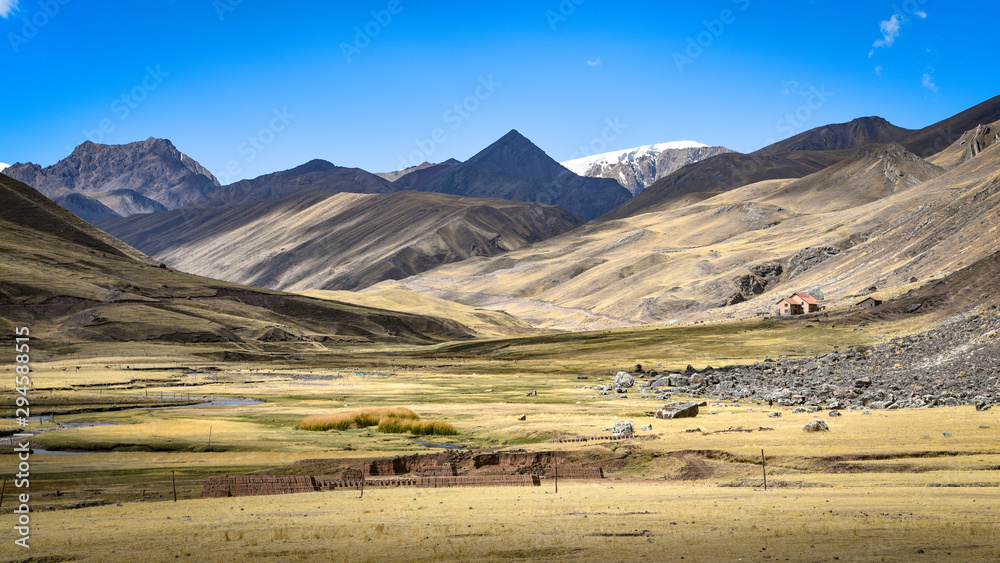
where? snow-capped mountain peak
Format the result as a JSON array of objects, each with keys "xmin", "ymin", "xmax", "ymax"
[
  {"xmin": 560, "ymin": 141, "xmax": 733, "ymax": 195},
  {"xmin": 561, "ymin": 141, "xmax": 708, "ymax": 175}
]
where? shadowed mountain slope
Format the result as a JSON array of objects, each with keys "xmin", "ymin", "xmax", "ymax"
[
  {"xmin": 0, "ymin": 173, "xmax": 473, "ymax": 346},
  {"xmin": 99, "ymin": 190, "xmax": 583, "ymax": 292},
  {"xmin": 198, "ymin": 159, "xmax": 397, "ymax": 208},
  {"xmin": 415, "ymin": 130, "xmax": 631, "ymax": 220},
  {"xmin": 391, "ymin": 159, "xmax": 462, "ymax": 191}
]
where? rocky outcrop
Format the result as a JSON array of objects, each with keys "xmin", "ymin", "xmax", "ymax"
[
  {"xmin": 612, "ymin": 421, "xmax": 634, "ymax": 437},
  {"xmin": 803, "ymin": 420, "xmax": 830, "ymax": 432},
  {"xmin": 655, "ymin": 402, "xmax": 700, "ymax": 419}
]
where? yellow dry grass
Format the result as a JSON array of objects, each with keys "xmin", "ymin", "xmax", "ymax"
[{"xmin": 5, "ymin": 480, "xmax": 999, "ymax": 562}]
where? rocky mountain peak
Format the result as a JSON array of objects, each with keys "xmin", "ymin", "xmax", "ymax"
[{"xmin": 3, "ymin": 138, "xmax": 221, "ymax": 210}]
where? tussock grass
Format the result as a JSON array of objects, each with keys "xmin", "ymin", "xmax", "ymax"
[
  {"xmin": 298, "ymin": 407, "xmax": 418, "ymax": 431},
  {"xmin": 377, "ymin": 417, "xmax": 458, "ymax": 436}
]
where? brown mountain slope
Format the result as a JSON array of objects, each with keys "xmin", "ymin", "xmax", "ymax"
[
  {"xmin": 600, "ymin": 99, "xmax": 1000, "ymax": 222},
  {"xmin": 757, "ymin": 143, "xmax": 945, "ymax": 213},
  {"xmin": 99, "ymin": 190, "xmax": 583, "ymax": 292},
  {"xmin": 600, "ymin": 149, "xmax": 849, "ymax": 220},
  {"xmin": 930, "ymin": 120, "xmax": 1000, "ymax": 170},
  {"xmin": 0, "ymin": 173, "xmax": 473, "ymax": 346},
  {"xmin": 3, "ymin": 138, "xmax": 220, "ymax": 210},
  {"xmin": 379, "ymin": 134, "xmax": 1000, "ymax": 329},
  {"xmin": 754, "ymin": 117, "xmax": 913, "ymax": 155},
  {"xmin": 902, "ymin": 94, "xmax": 1000, "ymax": 157}
]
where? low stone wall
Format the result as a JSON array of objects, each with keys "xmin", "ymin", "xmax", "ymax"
[
  {"xmin": 201, "ymin": 475, "xmax": 317, "ymax": 498},
  {"xmin": 541, "ymin": 466, "xmax": 604, "ymax": 479},
  {"xmin": 317, "ymin": 478, "xmax": 417, "ymax": 490},
  {"xmin": 548, "ymin": 434, "xmax": 659, "ymax": 444},
  {"xmin": 416, "ymin": 475, "xmax": 539, "ymax": 488}
]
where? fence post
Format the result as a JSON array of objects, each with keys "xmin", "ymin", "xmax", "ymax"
[
  {"xmin": 761, "ymin": 449, "xmax": 767, "ymax": 491},
  {"xmin": 172, "ymin": 470, "xmax": 178, "ymax": 502},
  {"xmin": 554, "ymin": 454, "xmax": 558, "ymax": 494}
]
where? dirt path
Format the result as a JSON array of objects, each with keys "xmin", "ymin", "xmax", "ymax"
[{"xmin": 669, "ymin": 450, "xmax": 715, "ymax": 479}]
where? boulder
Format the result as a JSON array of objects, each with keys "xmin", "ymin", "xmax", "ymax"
[
  {"xmin": 641, "ymin": 424, "xmax": 652, "ymax": 431},
  {"xmin": 803, "ymin": 420, "xmax": 829, "ymax": 432},
  {"xmin": 976, "ymin": 403, "xmax": 992, "ymax": 412},
  {"xmin": 612, "ymin": 421, "xmax": 634, "ymax": 437},
  {"xmin": 767, "ymin": 412, "xmax": 782, "ymax": 418},
  {"xmin": 526, "ymin": 390, "xmax": 537, "ymax": 397},
  {"xmin": 612, "ymin": 372, "xmax": 636, "ymax": 388},
  {"xmin": 655, "ymin": 402, "xmax": 699, "ymax": 419},
  {"xmin": 517, "ymin": 414, "xmax": 526, "ymax": 421},
  {"xmin": 828, "ymin": 410, "xmax": 842, "ymax": 417}
]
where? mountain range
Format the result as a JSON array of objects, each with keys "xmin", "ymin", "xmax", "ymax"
[
  {"xmin": 0, "ymin": 173, "xmax": 473, "ymax": 347},
  {"xmin": 4, "ymin": 93, "xmax": 1000, "ymax": 339},
  {"xmin": 347, "ymin": 103, "xmax": 1000, "ymax": 330},
  {"xmin": 99, "ymin": 190, "xmax": 582, "ymax": 292}
]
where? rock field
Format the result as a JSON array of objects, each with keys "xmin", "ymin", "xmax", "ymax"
[{"xmin": 624, "ymin": 306, "xmax": 1000, "ymax": 410}]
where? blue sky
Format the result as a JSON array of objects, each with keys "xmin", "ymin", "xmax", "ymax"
[{"xmin": 1, "ymin": 0, "xmax": 996, "ymax": 182}]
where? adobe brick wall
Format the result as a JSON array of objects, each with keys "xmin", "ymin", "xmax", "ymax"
[
  {"xmin": 201, "ymin": 475, "xmax": 317, "ymax": 498},
  {"xmin": 416, "ymin": 475, "xmax": 539, "ymax": 488}
]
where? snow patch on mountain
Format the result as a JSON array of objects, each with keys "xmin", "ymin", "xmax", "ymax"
[{"xmin": 561, "ymin": 141, "xmax": 708, "ymax": 175}]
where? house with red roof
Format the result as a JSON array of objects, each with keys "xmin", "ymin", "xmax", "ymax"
[{"xmin": 775, "ymin": 292, "xmax": 821, "ymax": 316}]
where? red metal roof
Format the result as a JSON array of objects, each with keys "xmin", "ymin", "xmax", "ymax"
[{"xmin": 792, "ymin": 292, "xmax": 819, "ymax": 305}]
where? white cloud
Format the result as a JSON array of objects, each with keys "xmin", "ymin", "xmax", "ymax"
[
  {"xmin": 875, "ymin": 66, "xmax": 883, "ymax": 77},
  {"xmin": 922, "ymin": 73, "xmax": 938, "ymax": 93},
  {"xmin": 0, "ymin": 0, "xmax": 19, "ymax": 19},
  {"xmin": 0, "ymin": 162, "xmax": 9, "ymax": 172},
  {"xmin": 586, "ymin": 58, "xmax": 602, "ymax": 67},
  {"xmin": 915, "ymin": 10, "xmax": 927, "ymax": 19},
  {"xmin": 869, "ymin": 14, "xmax": 902, "ymax": 56}
]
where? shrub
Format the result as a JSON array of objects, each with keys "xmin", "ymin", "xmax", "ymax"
[
  {"xmin": 377, "ymin": 417, "xmax": 458, "ymax": 436},
  {"xmin": 298, "ymin": 407, "xmax": 418, "ymax": 431}
]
